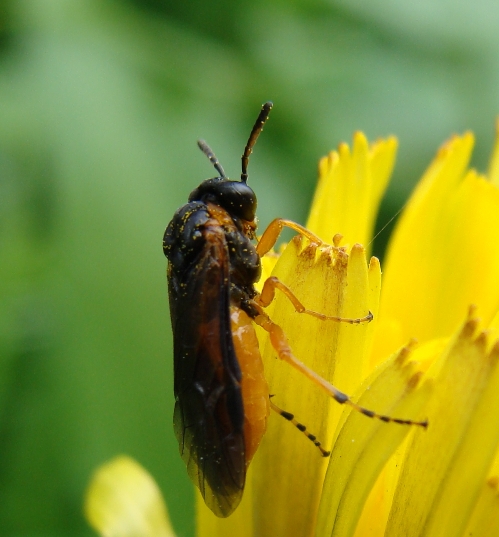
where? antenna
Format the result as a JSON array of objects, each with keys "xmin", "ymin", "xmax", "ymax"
[
  {"xmin": 241, "ymin": 101, "xmax": 273, "ymax": 183},
  {"xmin": 197, "ymin": 139, "xmax": 227, "ymax": 178}
]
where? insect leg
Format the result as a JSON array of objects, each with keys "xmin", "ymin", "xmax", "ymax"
[
  {"xmin": 270, "ymin": 398, "xmax": 330, "ymax": 457},
  {"xmin": 256, "ymin": 276, "xmax": 373, "ymax": 324},
  {"xmin": 253, "ymin": 309, "xmax": 428, "ymax": 429},
  {"xmin": 256, "ymin": 218, "xmax": 325, "ymax": 257}
]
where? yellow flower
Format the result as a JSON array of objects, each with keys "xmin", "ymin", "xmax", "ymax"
[
  {"xmin": 84, "ymin": 456, "xmax": 176, "ymax": 537},
  {"xmin": 85, "ymin": 125, "xmax": 499, "ymax": 537}
]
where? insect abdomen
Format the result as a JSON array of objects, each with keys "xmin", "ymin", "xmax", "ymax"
[{"xmin": 230, "ymin": 306, "xmax": 270, "ymax": 465}]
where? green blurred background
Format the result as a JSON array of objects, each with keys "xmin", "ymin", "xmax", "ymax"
[{"xmin": 0, "ymin": 1, "xmax": 498, "ymax": 535}]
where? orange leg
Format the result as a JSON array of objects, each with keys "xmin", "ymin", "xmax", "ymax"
[
  {"xmin": 256, "ymin": 276, "xmax": 373, "ymax": 324},
  {"xmin": 256, "ymin": 218, "xmax": 325, "ymax": 257},
  {"xmin": 270, "ymin": 398, "xmax": 330, "ymax": 457},
  {"xmin": 253, "ymin": 309, "xmax": 428, "ymax": 428}
]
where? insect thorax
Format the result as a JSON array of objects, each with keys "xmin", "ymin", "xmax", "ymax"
[{"xmin": 163, "ymin": 197, "xmax": 261, "ymax": 312}]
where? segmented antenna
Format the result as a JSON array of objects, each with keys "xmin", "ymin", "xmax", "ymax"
[
  {"xmin": 241, "ymin": 101, "xmax": 273, "ymax": 183},
  {"xmin": 197, "ymin": 139, "xmax": 227, "ymax": 178}
]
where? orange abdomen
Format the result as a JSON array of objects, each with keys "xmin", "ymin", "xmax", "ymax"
[{"xmin": 230, "ymin": 307, "xmax": 270, "ymax": 465}]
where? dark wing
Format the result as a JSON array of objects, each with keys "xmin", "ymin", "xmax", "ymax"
[{"xmin": 169, "ymin": 227, "xmax": 246, "ymax": 518}]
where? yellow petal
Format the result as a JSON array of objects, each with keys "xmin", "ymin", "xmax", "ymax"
[
  {"xmin": 84, "ymin": 456, "xmax": 176, "ymax": 537},
  {"xmin": 386, "ymin": 317, "xmax": 499, "ymax": 536},
  {"xmin": 354, "ymin": 337, "xmax": 446, "ymax": 537},
  {"xmin": 464, "ymin": 477, "xmax": 499, "ymax": 537},
  {"xmin": 488, "ymin": 118, "xmax": 499, "ymax": 187},
  {"xmin": 254, "ymin": 250, "xmax": 279, "ymax": 293},
  {"xmin": 489, "ymin": 309, "xmax": 499, "ymax": 344},
  {"xmin": 250, "ymin": 235, "xmax": 379, "ymax": 537},
  {"xmin": 377, "ymin": 133, "xmax": 499, "ymax": 358},
  {"xmin": 307, "ymin": 133, "xmax": 397, "ymax": 252},
  {"xmin": 315, "ymin": 343, "xmax": 431, "ymax": 537}
]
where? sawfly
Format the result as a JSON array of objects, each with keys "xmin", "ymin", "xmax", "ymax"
[{"xmin": 163, "ymin": 102, "xmax": 427, "ymax": 517}]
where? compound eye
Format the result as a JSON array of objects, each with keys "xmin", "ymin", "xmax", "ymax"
[
  {"xmin": 189, "ymin": 178, "xmax": 257, "ymax": 222},
  {"xmin": 219, "ymin": 181, "xmax": 257, "ymax": 222}
]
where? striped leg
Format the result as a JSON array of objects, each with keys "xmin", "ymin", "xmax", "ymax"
[
  {"xmin": 253, "ymin": 308, "xmax": 428, "ymax": 429},
  {"xmin": 270, "ymin": 398, "xmax": 330, "ymax": 457}
]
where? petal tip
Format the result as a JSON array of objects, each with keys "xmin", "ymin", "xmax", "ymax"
[{"xmin": 333, "ymin": 233, "xmax": 343, "ymax": 247}]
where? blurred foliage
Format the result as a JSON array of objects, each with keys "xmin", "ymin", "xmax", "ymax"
[{"xmin": 0, "ymin": 0, "xmax": 498, "ymax": 536}]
